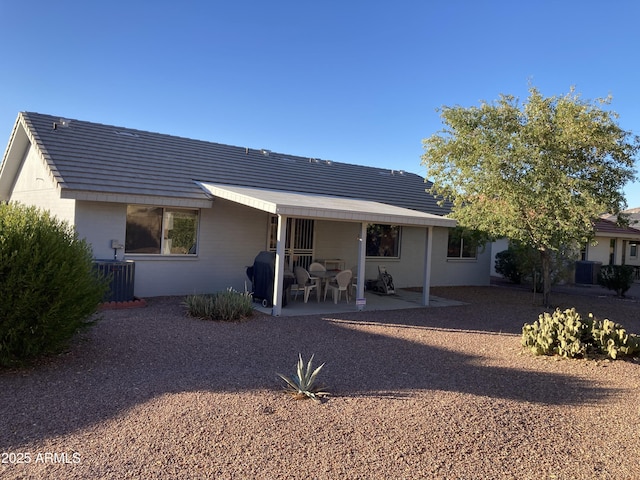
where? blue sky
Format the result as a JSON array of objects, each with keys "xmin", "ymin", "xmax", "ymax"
[{"xmin": 1, "ymin": 0, "xmax": 639, "ymax": 208}]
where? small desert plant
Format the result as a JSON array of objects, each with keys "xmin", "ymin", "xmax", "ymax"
[
  {"xmin": 522, "ymin": 308, "xmax": 589, "ymax": 358},
  {"xmin": 184, "ymin": 287, "xmax": 253, "ymax": 321},
  {"xmin": 598, "ymin": 265, "xmax": 635, "ymax": 297},
  {"xmin": 0, "ymin": 202, "xmax": 108, "ymax": 367},
  {"xmin": 589, "ymin": 314, "xmax": 640, "ymax": 359},
  {"xmin": 522, "ymin": 308, "xmax": 640, "ymax": 360},
  {"xmin": 277, "ymin": 354, "xmax": 329, "ymax": 402}
]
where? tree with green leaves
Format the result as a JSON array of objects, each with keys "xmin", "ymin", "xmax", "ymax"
[{"xmin": 421, "ymin": 86, "xmax": 639, "ymax": 306}]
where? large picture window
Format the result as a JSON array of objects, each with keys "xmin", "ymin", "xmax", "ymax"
[
  {"xmin": 125, "ymin": 206, "xmax": 198, "ymax": 255},
  {"xmin": 366, "ymin": 224, "xmax": 401, "ymax": 257},
  {"xmin": 447, "ymin": 227, "xmax": 477, "ymax": 259}
]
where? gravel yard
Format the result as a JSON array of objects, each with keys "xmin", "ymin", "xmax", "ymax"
[{"xmin": 1, "ymin": 284, "xmax": 639, "ymax": 479}]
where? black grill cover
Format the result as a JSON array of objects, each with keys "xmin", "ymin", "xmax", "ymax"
[{"xmin": 246, "ymin": 251, "xmax": 294, "ymax": 307}]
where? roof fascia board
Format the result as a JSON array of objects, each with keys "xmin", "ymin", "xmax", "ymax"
[
  {"xmin": 60, "ymin": 189, "xmax": 213, "ymax": 208},
  {"xmin": 0, "ymin": 117, "xmax": 30, "ymax": 200}
]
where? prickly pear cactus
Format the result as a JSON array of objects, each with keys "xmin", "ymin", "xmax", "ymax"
[
  {"xmin": 522, "ymin": 308, "xmax": 589, "ymax": 358},
  {"xmin": 589, "ymin": 314, "xmax": 640, "ymax": 359},
  {"xmin": 522, "ymin": 309, "xmax": 640, "ymax": 360}
]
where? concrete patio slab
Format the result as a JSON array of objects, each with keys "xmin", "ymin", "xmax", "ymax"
[{"xmin": 254, "ymin": 289, "xmax": 466, "ymax": 316}]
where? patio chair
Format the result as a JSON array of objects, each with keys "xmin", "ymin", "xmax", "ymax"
[
  {"xmin": 293, "ymin": 266, "xmax": 318, "ymax": 303},
  {"xmin": 309, "ymin": 262, "xmax": 329, "ymax": 293},
  {"xmin": 308, "ymin": 262, "xmax": 326, "ymax": 272},
  {"xmin": 324, "ymin": 269, "xmax": 353, "ymax": 304}
]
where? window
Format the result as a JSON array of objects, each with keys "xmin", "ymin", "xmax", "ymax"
[
  {"xmin": 366, "ymin": 224, "xmax": 400, "ymax": 257},
  {"xmin": 630, "ymin": 242, "xmax": 638, "ymax": 258},
  {"xmin": 447, "ymin": 227, "xmax": 477, "ymax": 259},
  {"xmin": 125, "ymin": 206, "xmax": 198, "ymax": 255}
]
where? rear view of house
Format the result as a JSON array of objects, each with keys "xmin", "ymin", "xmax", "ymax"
[{"xmin": 0, "ymin": 112, "xmax": 490, "ymax": 314}]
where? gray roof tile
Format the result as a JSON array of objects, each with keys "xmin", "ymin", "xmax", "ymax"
[{"xmin": 17, "ymin": 112, "xmax": 450, "ymax": 215}]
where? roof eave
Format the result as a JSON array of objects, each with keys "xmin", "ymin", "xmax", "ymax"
[{"xmin": 60, "ymin": 189, "xmax": 213, "ymax": 209}]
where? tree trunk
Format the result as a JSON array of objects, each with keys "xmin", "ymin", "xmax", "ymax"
[{"xmin": 540, "ymin": 249, "xmax": 552, "ymax": 307}]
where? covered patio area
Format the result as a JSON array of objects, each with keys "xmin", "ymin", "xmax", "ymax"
[{"xmin": 198, "ymin": 182, "xmax": 457, "ymax": 316}]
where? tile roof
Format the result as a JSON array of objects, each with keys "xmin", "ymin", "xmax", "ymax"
[
  {"xmin": 7, "ymin": 112, "xmax": 450, "ymax": 216},
  {"xmin": 594, "ymin": 218, "xmax": 640, "ymax": 237}
]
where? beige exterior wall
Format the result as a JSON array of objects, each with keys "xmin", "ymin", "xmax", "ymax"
[
  {"xmin": 587, "ymin": 236, "xmax": 640, "ymax": 268},
  {"xmin": 75, "ymin": 201, "xmax": 127, "ymax": 259},
  {"xmin": 315, "ymin": 223, "xmax": 490, "ymax": 288},
  {"xmin": 428, "ymin": 226, "xmax": 492, "ymax": 286},
  {"xmin": 9, "ymin": 144, "xmax": 75, "ymax": 223},
  {"xmin": 26, "ymin": 194, "xmax": 491, "ymax": 298},
  {"xmin": 314, "ymin": 220, "xmax": 361, "ymax": 271},
  {"xmin": 587, "ymin": 237, "xmax": 611, "ymax": 265},
  {"xmin": 73, "ymin": 198, "xmax": 269, "ymax": 297},
  {"xmin": 122, "ymin": 198, "xmax": 268, "ymax": 297}
]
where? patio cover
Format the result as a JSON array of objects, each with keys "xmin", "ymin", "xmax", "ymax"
[
  {"xmin": 196, "ymin": 182, "xmax": 456, "ymax": 228},
  {"xmin": 197, "ymin": 182, "xmax": 456, "ymax": 315}
]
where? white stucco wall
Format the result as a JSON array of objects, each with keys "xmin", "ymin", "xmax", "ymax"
[
  {"xmin": 627, "ymin": 242, "xmax": 640, "ymax": 267},
  {"xmin": 360, "ymin": 226, "xmax": 427, "ymax": 288},
  {"xmin": 428, "ymin": 226, "xmax": 492, "ymax": 286},
  {"xmin": 125, "ymin": 199, "xmax": 268, "ymax": 297},
  {"xmin": 71, "ymin": 199, "xmax": 490, "ymax": 298},
  {"xmin": 316, "ymin": 223, "xmax": 491, "ymax": 288},
  {"xmin": 587, "ymin": 238, "xmax": 611, "ymax": 265},
  {"xmin": 9, "ymin": 144, "xmax": 75, "ymax": 223},
  {"xmin": 490, "ymin": 238, "xmax": 510, "ymax": 277},
  {"xmin": 75, "ymin": 201, "xmax": 127, "ymax": 260},
  {"xmin": 314, "ymin": 220, "xmax": 360, "ymax": 270},
  {"xmin": 587, "ymin": 236, "xmax": 640, "ymax": 267}
]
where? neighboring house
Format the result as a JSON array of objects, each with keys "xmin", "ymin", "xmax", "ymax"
[
  {"xmin": 0, "ymin": 112, "xmax": 491, "ymax": 314},
  {"xmin": 586, "ymin": 216, "xmax": 640, "ymax": 269},
  {"xmin": 490, "ymin": 214, "xmax": 640, "ymax": 283}
]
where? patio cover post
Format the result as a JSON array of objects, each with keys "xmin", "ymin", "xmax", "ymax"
[
  {"xmin": 357, "ymin": 222, "xmax": 367, "ymax": 311},
  {"xmin": 272, "ymin": 214, "xmax": 287, "ymax": 316},
  {"xmin": 422, "ymin": 226, "xmax": 433, "ymax": 306}
]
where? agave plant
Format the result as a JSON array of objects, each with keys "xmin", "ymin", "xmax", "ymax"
[{"xmin": 277, "ymin": 354, "xmax": 329, "ymax": 402}]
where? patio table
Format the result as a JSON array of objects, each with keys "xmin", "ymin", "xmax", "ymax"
[{"xmin": 309, "ymin": 270, "xmax": 339, "ymax": 301}]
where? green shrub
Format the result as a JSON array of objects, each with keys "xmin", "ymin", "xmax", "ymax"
[
  {"xmin": 597, "ymin": 265, "xmax": 634, "ymax": 297},
  {"xmin": 495, "ymin": 242, "xmax": 576, "ymax": 289},
  {"xmin": 494, "ymin": 248, "xmax": 523, "ymax": 284},
  {"xmin": 184, "ymin": 288, "xmax": 253, "ymax": 321},
  {"xmin": 0, "ymin": 202, "xmax": 108, "ymax": 367},
  {"xmin": 522, "ymin": 308, "xmax": 640, "ymax": 360}
]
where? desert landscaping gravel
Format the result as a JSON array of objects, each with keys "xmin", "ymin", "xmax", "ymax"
[{"xmin": 1, "ymin": 284, "xmax": 639, "ymax": 479}]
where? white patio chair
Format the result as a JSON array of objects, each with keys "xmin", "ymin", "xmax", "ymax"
[
  {"xmin": 308, "ymin": 262, "xmax": 326, "ymax": 272},
  {"xmin": 309, "ymin": 262, "xmax": 328, "ymax": 293},
  {"xmin": 293, "ymin": 266, "xmax": 318, "ymax": 303},
  {"xmin": 324, "ymin": 269, "xmax": 353, "ymax": 304}
]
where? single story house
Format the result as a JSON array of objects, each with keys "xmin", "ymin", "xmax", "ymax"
[
  {"xmin": 490, "ymin": 215, "xmax": 640, "ymax": 283},
  {"xmin": 586, "ymin": 217, "xmax": 640, "ymax": 269},
  {"xmin": 0, "ymin": 112, "xmax": 491, "ymax": 314}
]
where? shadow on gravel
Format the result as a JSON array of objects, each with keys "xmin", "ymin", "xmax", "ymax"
[{"xmin": 0, "ymin": 289, "xmax": 630, "ymax": 450}]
